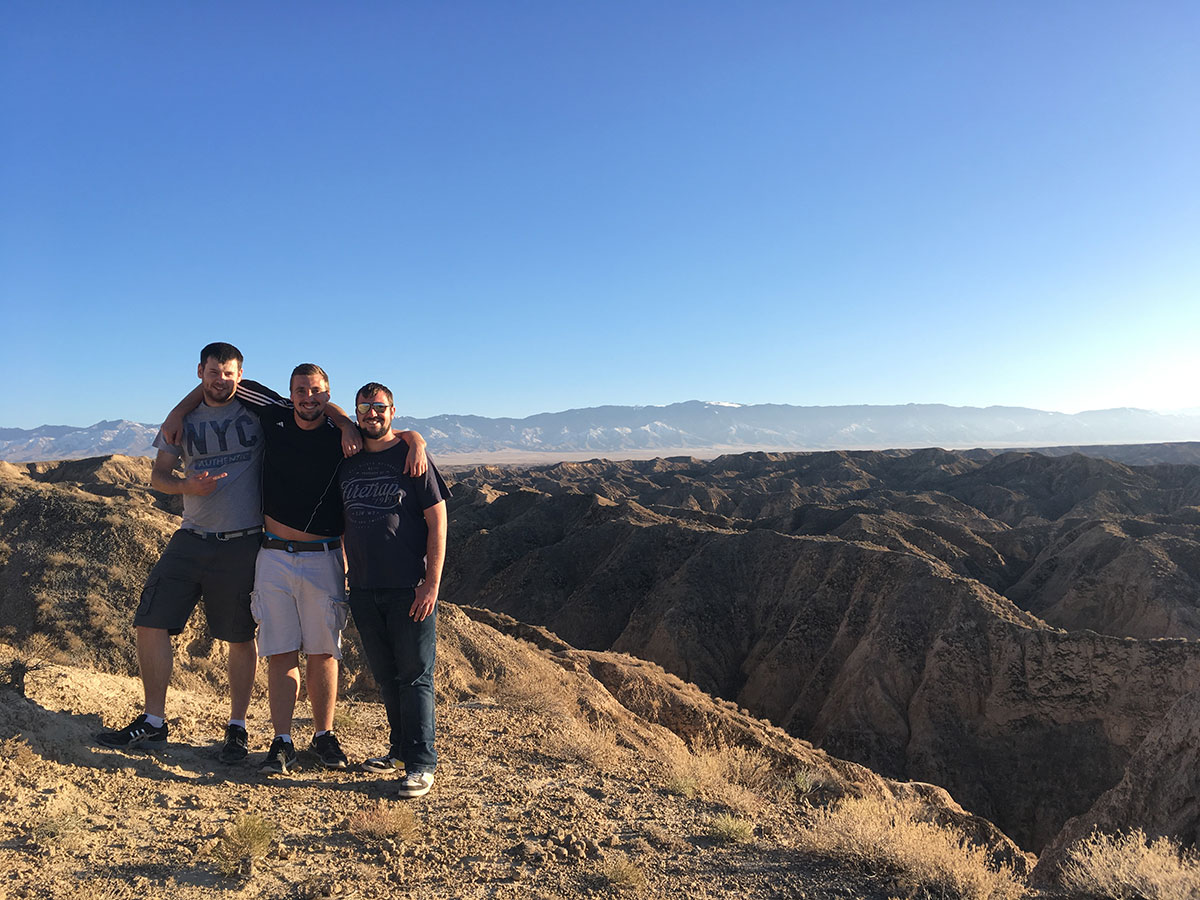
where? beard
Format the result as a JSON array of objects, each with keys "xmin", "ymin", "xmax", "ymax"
[
  {"xmin": 295, "ymin": 405, "xmax": 324, "ymax": 422},
  {"xmin": 359, "ymin": 418, "xmax": 389, "ymax": 439},
  {"xmin": 202, "ymin": 382, "xmax": 236, "ymax": 404}
]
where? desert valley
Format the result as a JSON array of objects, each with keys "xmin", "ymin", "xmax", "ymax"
[{"xmin": 1, "ymin": 445, "xmax": 1199, "ymax": 898}]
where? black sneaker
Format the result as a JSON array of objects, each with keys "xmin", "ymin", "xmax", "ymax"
[
  {"xmin": 96, "ymin": 714, "xmax": 168, "ymax": 750},
  {"xmin": 218, "ymin": 724, "xmax": 249, "ymax": 764},
  {"xmin": 362, "ymin": 750, "xmax": 403, "ymax": 774},
  {"xmin": 311, "ymin": 732, "xmax": 348, "ymax": 769},
  {"xmin": 260, "ymin": 736, "xmax": 297, "ymax": 775}
]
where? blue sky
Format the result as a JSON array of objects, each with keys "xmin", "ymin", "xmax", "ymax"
[{"xmin": 2, "ymin": 2, "xmax": 1197, "ymax": 428}]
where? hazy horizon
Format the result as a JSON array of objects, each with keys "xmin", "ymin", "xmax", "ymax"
[{"xmin": 6, "ymin": 397, "xmax": 1200, "ymax": 434}]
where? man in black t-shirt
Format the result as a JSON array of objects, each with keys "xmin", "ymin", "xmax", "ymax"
[{"xmin": 339, "ymin": 381, "xmax": 449, "ymax": 798}]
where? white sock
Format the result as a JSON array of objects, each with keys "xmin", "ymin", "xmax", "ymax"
[
  {"xmin": 314, "ymin": 730, "xmax": 329, "ymax": 738},
  {"xmin": 143, "ymin": 714, "xmax": 165, "ymax": 728},
  {"xmin": 228, "ymin": 719, "xmax": 246, "ymax": 730},
  {"xmin": 276, "ymin": 734, "xmax": 293, "ymax": 744}
]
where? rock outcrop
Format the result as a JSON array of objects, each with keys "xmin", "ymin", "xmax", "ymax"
[{"xmin": 1032, "ymin": 688, "xmax": 1200, "ymax": 883}]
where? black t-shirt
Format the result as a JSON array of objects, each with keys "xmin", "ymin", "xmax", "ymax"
[
  {"xmin": 338, "ymin": 439, "xmax": 450, "ymax": 589},
  {"xmin": 236, "ymin": 379, "xmax": 344, "ymax": 537}
]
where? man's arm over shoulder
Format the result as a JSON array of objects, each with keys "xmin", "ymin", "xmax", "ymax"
[
  {"xmin": 395, "ymin": 430, "xmax": 428, "ymax": 477},
  {"xmin": 236, "ymin": 379, "xmax": 288, "ymax": 410},
  {"xmin": 163, "ymin": 378, "xmax": 285, "ymax": 443},
  {"xmin": 162, "ymin": 385, "xmax": 204, "ymax": 445},
  {"xmin": 322, "ymin": 403, "xmax": 363, "ymax": 457}
]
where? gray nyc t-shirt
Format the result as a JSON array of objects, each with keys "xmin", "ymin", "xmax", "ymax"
[{"xmin": 153, "ymin": 400, "xmax": 264, "ymax": 533}]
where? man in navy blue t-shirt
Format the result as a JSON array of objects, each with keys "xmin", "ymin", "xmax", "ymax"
[{"xmin": 338, "ymin": 381, "xmax": 450, "ymax": 798}]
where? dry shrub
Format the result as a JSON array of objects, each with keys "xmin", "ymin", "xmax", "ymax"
[
  {"xmin": 661, "ymin": 740, "xmax": 771, "ymax": 813},
  {"xmin": 346, "ymin": 800, "xmax": 418, "ymax": 843},
  {"xmin": 30, "ymin": 809, "xmax": 85, "ymax": 850},
  {"xmin": 0, "ymin": 736, "xmax": 36, "ymax": 767},
  {"xmin": 495, "ymin": 665, "xmax": 571, "ymax": 716},
  {"xmin": 713, "ymin": 745, "xmax": 773, "ymax": 794},
  {"xmin": 0, "ymin": 636, "xmax": 52, "ymax": 696},
  {"xmin": 599, "ymin": 853, "xmax": 647, "ymax": 894},
  {"xmin": 468, "ymin": 675, "xmax": 500, "ymax": 697},
  {"xmin": 1059, "ymin": 828, "xmax": 1200, "ymax": 900},
  {"xmin": 213, "ymin": 814, "xmax": 277, "ymax": 878},
  {"xmin": 798, "ymin": 796, "xmax": 1024, "ymax": 900},
  {"xmin": 707, "ymin": 813, "xmax": 754, "ymax": 844},
  {"xmin": 546, "ymin": 720, "xmax": 621, "ymax": 767}
]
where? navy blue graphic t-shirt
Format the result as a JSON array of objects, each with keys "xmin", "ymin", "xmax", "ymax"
[{"xmin": 338, "ymin": 440, "xmax": 450, "ymax": 589}]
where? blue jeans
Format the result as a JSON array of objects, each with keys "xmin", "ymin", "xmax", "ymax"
[{"xmin": 348, "ymin": 588, "xmax": 437, "ymax": 772}]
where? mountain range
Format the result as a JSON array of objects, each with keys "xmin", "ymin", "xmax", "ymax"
[{"xmin": 4, "ymin": 401, "xmax": 1200, "ymax": 461}]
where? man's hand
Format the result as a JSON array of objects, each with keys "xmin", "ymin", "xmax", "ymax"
[
  {"xmin": 162, "ymin": 408, "xmax": 187, "ymax": 446},
  {"xmin": 182, "ymin": 471, "xmax": 227, "ymax": 496},
  {"xmin": 401, "ymin": 430, "xmax": 428, "ymax": 477},
  {"xmin": 340, "ymin": 422, "xmax": 362, "ymax": 458},
  {"xmin": 410, "ymin": 581, "xmax": 438, "ymax": 622}
]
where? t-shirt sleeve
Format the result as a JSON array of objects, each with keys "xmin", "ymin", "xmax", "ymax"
[
  {"xmin": 151, "ymin": 428, "xmax": 182, "ymax": 458},
  {"xmin": 416, "ymin": 457, "xmax": 452, "ymax": 510}
]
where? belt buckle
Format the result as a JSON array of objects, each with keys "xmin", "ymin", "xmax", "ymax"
[{"xmin": 286, "ymin": 541, "xmax": 297, "ymax": 553}]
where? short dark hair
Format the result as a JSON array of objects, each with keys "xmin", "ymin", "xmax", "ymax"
[
  {"xmin": 356, "ymin": 382, "xmax": 393, "ymax": 406},
  {"xmin": 199, "ymin": 342, "xmax": 243, "ymax": 369},
  {"xmin": 290, "ymin": 363, "xmax": 329, "ymax": 390}
]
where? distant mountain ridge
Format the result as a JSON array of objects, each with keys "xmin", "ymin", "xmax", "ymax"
[
  {"xmin": 4, "ymin": 401, "xmax": 1200, "ymax": 462},
  {"xmin": 0, "ymin": 419, "xmax": 158, "ymax": 462}
]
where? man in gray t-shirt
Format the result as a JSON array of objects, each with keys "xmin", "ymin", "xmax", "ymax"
[{"xmin": 96, "ymin": 342, "xmax": 266, "ymax": 761}]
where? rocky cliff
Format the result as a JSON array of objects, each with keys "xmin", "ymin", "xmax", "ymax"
[{"xmin": 441, "ymin": 449, "xmax": 1200, "ymax": 851}]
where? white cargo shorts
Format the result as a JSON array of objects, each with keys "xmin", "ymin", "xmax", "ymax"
[{"xmin": 251, "ymin": 545, "xmax": 348, "ymax": 658}]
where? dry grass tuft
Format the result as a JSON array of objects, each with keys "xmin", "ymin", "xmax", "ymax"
[
  {"xmin": 784, "ymin": 764, "xmax": 832, "ymax": 799},
  {"xmin": 332, "ymin": 709, "xmax": 361, "ymax": 735},
  {"xmin": 798, "ymin": 796, "xmax": 1024, "ymax": 900},
  {"xmin": 663, "ymin": 774, "xmax": 700, "ymax": 798},
  {"xmin": 346, "ymin": 800, "xmax": 419, "ymax": 843},
  {"xmin": 707, "ymin": 813, "xmax": 755, "ymax": 844},
  {"xmin": 599, "ymin": 853, "xmax": 647, "ymax": 894},
  {"xmin": 213, "ymin": 814, "xmax": 277, "ymax": 878},
  {"xmin": 1058, "ymin": 828, "xmax": 1200, "ymax": 900}
]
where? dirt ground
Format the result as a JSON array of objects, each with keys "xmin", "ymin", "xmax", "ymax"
[{"xmin": 0, "ymin": 642, "xmax": 913, "ymax": 900}]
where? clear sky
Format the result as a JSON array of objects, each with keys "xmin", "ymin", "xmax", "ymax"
[{"xmin": 2, "ymin": 2, "xmax": 1197, "ymax": 428}]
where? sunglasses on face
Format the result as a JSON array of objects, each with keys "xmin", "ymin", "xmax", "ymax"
[{"xmin": 356, "ymin": 402, "xmax": 390, "ymax": 414}]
